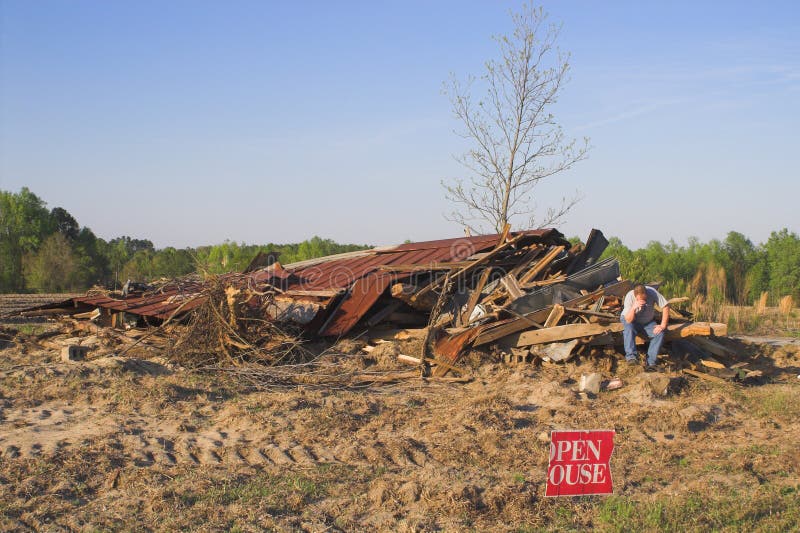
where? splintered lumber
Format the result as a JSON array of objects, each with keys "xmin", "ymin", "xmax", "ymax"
[
  {"xmin": 543, "ymin": 304, "xmax": 565, "ymax": 328},
  {"xmin": 412, "ymin": 233, "xmax": 525, "ymax": 302},
  {"xmin": 397, "ymin": 354, "xmax": 422, "ymax": 365},
  {"xmin": 459, "ymin": 267, "xmax": 493, "ymax": 327},
  {"xmin": 507, "ymin": 245, "xmax": 544, "ymax": 278},
  {"xmin": 664, "ymin": 322, "xmax": 727, "ymax": 339},
  {"xmin": 391, "ymin": 283, "xmax": 438, "ymax": 311},
  {"xmin": 563, "ymin": 307, "xmax": 617, "ymax": 320},
  {"xmin": 687, "ymin": 336, "xmax": 737, "ymax": 357},
  {"xmin": 500, "ymin": 274, "xmax": 524, "ymax": 300},
  {"xmin": 511, "ymin": 322, "xmax": 623, "ymax": 347},
  {"xmin": 682, "ymin": 368, "xmax": 729, "ymax": 384},
  {"xmin": 474, "ymin": 280, "xmax": 632, "ymax": 346},
  {"xmin": 699, "ymin": 358, "xmax": 727, "ymax": 369},
  {"xmin": 518, "ymin": 245, "xmax": 565, "ymax": 284}
]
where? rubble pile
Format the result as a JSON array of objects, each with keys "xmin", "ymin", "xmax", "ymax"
[{"xmin": 6, "ymin": 228, "xmax": 744, "ymax": 384}]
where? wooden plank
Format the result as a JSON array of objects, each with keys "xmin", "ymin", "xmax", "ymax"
[
  {"xmin": 563, "ymin": 307, "xmax": 617, "ymax": 319},
  {"xmin": 282, "ymin": 289, "xmax": 344, "ymax": 298},
  {"xmin": 543, "ymin": 304, "xmax": 565, "ymax": 328},
  {"xmin": 498, "ymin": 222, "xmax": 511, "ymax": 245},
  {"xmin": 687, "ymin": 336, "xmax": 737, "ymax": 357},
  {"xmin": 682, "ymin": 368, "xmax": 728, "ymax": 384},
  {"xmin": 699, "ymin": 358, "xmax": 727, "ymax": 369},
  {"xmin": 474, "ymin": 280, "xmax": 632, "ymax": 346},
  {"xmin": 664, "ymin": 322, "xmax": 727, "ymax": 339},
  {"xmin": 507, "ymin": 245, "xmax": 544, "ymax": 278},
  {"xmin": 519, "ymin": 275, "xmax": 566, "ymax": 290},
  {"xmin": 518, "ymin": 245, "xmax": 565, "ymax": 284},
  {"xmin": 460, "ymin": 267, "xmax": 493, "ymax": 326},
  {"xmin": 500, "ymin": 274, "xmax": 524, "ymax": 300},
  {"xmin": 512, "ymin": 322, "xmax": 623, "ymax": 347}
]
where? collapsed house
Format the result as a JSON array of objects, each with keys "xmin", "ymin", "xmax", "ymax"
[{"xmin": 15, "ymin": 228, "xmax": 739, "ymax": 382}]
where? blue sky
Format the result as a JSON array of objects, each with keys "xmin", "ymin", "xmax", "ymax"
[{"xmin": 1, "ymin": 0, "xmax": 797, "ymax": 249}]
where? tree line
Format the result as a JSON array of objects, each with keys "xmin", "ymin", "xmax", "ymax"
[
  {"xmin": 1, "ymin": 187, "xmax": 798, "ymax": 304},
  {"xmin": 0, "ymin": 188, "xmax": 369, "ymax": 293}
]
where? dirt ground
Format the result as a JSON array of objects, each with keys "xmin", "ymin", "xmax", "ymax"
[{"xmin": 1, "ymin": 325, "xmax": 799, "ymax": 531}]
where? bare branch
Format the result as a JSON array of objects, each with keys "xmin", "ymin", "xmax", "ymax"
[{"xmin": 443, "ymin": 4, "xmax": 590, "ymax": 234}]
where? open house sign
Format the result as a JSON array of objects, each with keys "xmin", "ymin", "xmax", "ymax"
[{"xmin": 545, "ymin": 429, "xmax": 615, "ymax": 497}]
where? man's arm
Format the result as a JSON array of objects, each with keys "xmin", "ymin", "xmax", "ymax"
[
  {"xmin": 654, "ymin": 306, "xmax": 669, "ymax": 334},
  {"xmin": 623, "ymin": 305, "xmax": 637, "ymax": 324}
]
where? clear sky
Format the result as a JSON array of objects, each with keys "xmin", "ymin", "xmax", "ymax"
[{"xmin": 1, "ymin": 0, "xmax": 798, "ymax": 249}]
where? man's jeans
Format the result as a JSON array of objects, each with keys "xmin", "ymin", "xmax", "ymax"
[{"xmin": 621, "ymin": 316, "xmax": 664, "ymax": 366}]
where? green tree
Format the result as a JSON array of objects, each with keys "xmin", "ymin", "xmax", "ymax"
[
  {"xmin": 764, "ymin": 228, "xmax": 800, "ymax": 301},
  {"xmin": 721, "ymin": 231, "xmax": 759, "ymax": 303},
  {"xmin": 0, "ymin": 188, "xmax": 52, "ymax": 291},
  {"xmin": 23, "ymin": 232, "xmax": 79, "ymax": 292}
]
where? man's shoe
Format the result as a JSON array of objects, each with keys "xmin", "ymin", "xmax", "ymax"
[
  {"xmin": 644, "ymin": 365, "xmax": 660, "ymax": 373},
  {"xmin": 625, "ymin": 359, "xmax": 638, "ymax": 366}
]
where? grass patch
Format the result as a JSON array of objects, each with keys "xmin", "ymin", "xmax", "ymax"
[
  {"xmin": 595, "ymin": 487, "xmax": 800, "ymax": 531},
  {"xmin": 198, "ymin": 471, "xmax": 327, "ymax": 510},
  {"xmin": 736, "ymin": 387, "xmax": 800, "ymax": 421}
]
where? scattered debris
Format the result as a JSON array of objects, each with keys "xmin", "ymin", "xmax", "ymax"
[{"xmin": 5, "ymin": 228, "xmax": 746, "ymax": 386}]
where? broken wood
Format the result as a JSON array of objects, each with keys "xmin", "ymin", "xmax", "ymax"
[
  {"xmin": 687, "ymin": 336, "xmax": 737, "ymax": 357},
  {"xmin": 459, "ymin": 267, "xmax": 493, "ymax": 327},
  {"xmin": 682, "ymin": 368, "xmax": 729, "ymax": 384},
  {"xmin": 518, "ymin": 245, "xmax": 565, "ymax": 284},
  {"xmin": 411, "ymin": 233, "xmax": 525, "ymax": 303},
  {"xmin": 500, "ymin": 274, "xmax": 524, "ymax": 301},
  {"xmin": 391, "ymin": 283, "xmax": 439, "ymax": 311},
  {"xmin": 510, "ymin": 322, "xmax": 623, "ymax": 347},
  {"xmin": 543, "ymin": 304, "xmax": 565, "ymax": 328}
]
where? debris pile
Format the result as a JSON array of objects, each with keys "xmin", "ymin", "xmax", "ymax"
[{"xmin": 7, "ymin": 228, "xmax": 744, "ymax": 384}]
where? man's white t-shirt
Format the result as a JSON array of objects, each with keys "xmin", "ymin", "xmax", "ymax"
[{"xmin": 621, "ymin": 287, "xmax": 668, "ymax": 324}]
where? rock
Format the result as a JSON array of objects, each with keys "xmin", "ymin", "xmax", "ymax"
[{"xmin": 647, "ymin": 375, "xmax": 671, "ymax": 396}]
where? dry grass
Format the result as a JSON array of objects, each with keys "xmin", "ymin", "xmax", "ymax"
[
  {"xmin": 690, "ymin": 296, "xmax": 800, "ymax": 336},
  {"xmin": 1, "ymin": 329, "xmax": 799, "ymax": 531}
]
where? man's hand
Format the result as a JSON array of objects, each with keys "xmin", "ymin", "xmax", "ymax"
[{"xmin": 653, "ymin": 324, "xmax": 666, "ymax": 335}]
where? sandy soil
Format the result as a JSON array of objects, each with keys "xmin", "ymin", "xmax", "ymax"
[{"xmin": 1, "ymin": 328, "xmax": 799, "ymax": 531}]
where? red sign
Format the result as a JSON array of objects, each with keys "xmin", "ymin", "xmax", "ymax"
[{"xmin": 545, "ymin": 429, "xmax": 615, "ymax": 497}]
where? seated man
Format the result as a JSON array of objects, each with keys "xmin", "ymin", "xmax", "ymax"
[{"xmin": 621, "ymin": 284, "xmax": 670, "ymax": 370}]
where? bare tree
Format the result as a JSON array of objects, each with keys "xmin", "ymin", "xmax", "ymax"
[{"xmin": 443, "ymin": 5, "xmax": 590, "ymax": 234}]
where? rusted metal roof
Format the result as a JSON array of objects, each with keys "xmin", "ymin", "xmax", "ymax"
[{"xmin": 69, "ymin": 229, "xmax": 569, "ymax": 333}]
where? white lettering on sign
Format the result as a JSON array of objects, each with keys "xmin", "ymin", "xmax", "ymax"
[{"xmin": 549, "ymin": 439, "xmax": 602, "ymax": 462}]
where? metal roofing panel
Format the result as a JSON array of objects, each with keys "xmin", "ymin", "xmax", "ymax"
[{"xmin": 63, "ymin": 229, "xmax": 567, "ymax": 332}]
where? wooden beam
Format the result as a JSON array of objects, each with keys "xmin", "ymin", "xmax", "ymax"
[
  {"xmin": 682, "ymin": 368, "xmax": 728, "ymax": 384},
  {"xmin": 500, "ymin": 274, "xmax": 524, "ymax": 301},
  {"xmin": 391, "ymin": 282, "xmax": 438, "ymax": 311},
  {"xmin": 507, "ymin": 245, "xmax": 544, "ymax": 278},
  {"xmin": 543, "ymin": 304, "xmax": 565, "ymax": 328},
  {"xmin": 518, "ymin": 245, "xmax": 565, "ymax": 284},
  {"xmin": 563, "ymin": 307, "xmax": 617, "ymax": 319},
  {"xmin": 460, "ymin": 267, "xmax": 492, "ymax": 326},
  {"xmin": 687, "ymin": 336, "xmax": 737, "ymax": 357},
  {"xmin": 474, "ymin": 280, "xmax": 632, "ymax": 346},
  {"xmin": 664, "ymin": 322, "xmax": 727, "ymax": 339},
  {"xmin": 512, "ymin": 322, "xmax": 623, "ymax": 347}
]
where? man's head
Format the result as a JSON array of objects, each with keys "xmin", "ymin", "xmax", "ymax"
[{"xmin": 633, "ymin": 284, "xmax": 648, "ymax": 305}]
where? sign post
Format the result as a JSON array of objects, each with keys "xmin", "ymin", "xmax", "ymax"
[{"xmin": 545, "ymin": 429, "xmax": 615, "ymax": 497}]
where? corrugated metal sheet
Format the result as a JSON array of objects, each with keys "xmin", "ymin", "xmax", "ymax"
[{"xmin": 70, "ymin": 229, "xmax": 568, "ymax": 333}]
